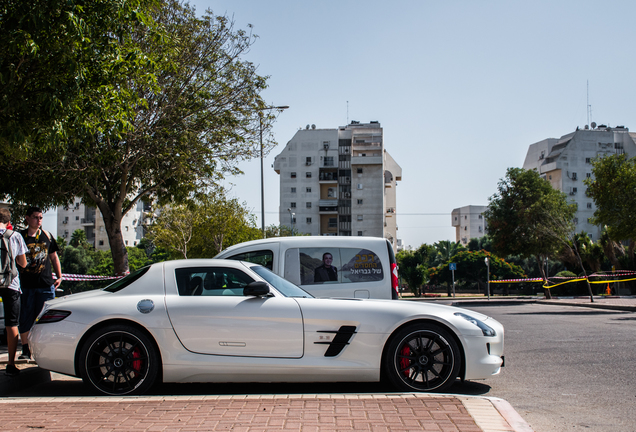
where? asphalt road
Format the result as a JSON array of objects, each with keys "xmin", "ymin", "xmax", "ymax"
[
  {"xmin": 10, "ymin": 302, "xmax": 636, "ymax": 431},
  {"xmin": 461, "ymin": 303, "xmax": 636, "ymax": 432}
]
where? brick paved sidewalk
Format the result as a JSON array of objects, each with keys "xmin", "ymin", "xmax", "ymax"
[{"xmin": 0, "ymin": 393, "xmax": 530, "ymax": 432}]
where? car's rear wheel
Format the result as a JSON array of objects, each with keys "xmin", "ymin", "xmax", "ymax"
[
  {"xmin": 79, "ymin": 324, "xmax": 159, "ymax": 395},
  {"xmin": 384, "ymin": 323, "xmax": 461, "ymax": 392}
]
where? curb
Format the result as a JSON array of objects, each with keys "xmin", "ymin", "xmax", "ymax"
[
  {"xmin": 538, "ymin": 300, "xmax": 636, "ymax": 312},
  {"xmin": 0, "ymin": 365, "xmax": 51, "ymax": 396}
]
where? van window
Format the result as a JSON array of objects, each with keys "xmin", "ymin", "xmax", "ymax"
[
  {"xmin": 296, "ymin": 248, "xmax": 384, "ymax": 285},
  {"xmin": 226, "ymin": 250, "xmax": 274, "ymax": 270}
]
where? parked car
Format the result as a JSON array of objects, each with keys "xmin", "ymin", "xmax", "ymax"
[
  {"xmin": 215, "ymin": 236, "xmax": 399, "ymax": 299},
  {"xmin": 29, "ymin": 259, "xmax": 504, "ymax": 396}
]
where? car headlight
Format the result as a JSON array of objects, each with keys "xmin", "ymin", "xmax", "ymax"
[{"xmin": 454, "ymin": 312, "xmax": 496, "ymax": 337}]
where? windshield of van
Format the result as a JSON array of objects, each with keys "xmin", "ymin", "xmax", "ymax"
[{"xmin": 250, "ymin": 265, "xmax": 314, "ymax": 298}]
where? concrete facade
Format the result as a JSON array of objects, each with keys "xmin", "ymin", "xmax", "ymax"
[
  {"xmin": 522, "ymin": 124, "xmax": 636, "ymax": 240},
  {"xmin": 57, "ymin": 199, "xmax": 151, "ymax": 250},
  {"xmin": 273, "ymin": 121, "xmax": 402, "ymax": 252},
  {"xmin": 451, "ymin": 205, "xmax": 487, "ymax": 245}
]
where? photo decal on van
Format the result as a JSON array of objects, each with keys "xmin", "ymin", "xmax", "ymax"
[{"xmin": 300, "ymin": 248, "xmax": 383, "ymax": 285}]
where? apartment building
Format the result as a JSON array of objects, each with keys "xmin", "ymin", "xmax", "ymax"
[
  {"xmin": 273, "ymin": 121, "xmax": 402, "ymax": 252},
  {"xmin": 57, "ymin": 199, "xmax": 151, "ymax": 250},
  {"xmin": 522, "ymin": 124, "xmax": 636, "ymax": 240},
  {"xmin": 452, "ymin": 205, "xmax": 487, "ymax": 245}
]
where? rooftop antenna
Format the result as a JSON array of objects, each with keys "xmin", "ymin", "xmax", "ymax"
[{"xmin": 587, "ymin": 80, "xmax": 592, "ymax": 127}]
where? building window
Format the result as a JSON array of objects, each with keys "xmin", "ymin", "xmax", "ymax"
[
  {"xmin": 586, "ymin": 173, "xmax": 591, "ymax": 178},
  {"xmin": 357, "ymin": 199, "xmax": 363, "ymax": 205},
  {"xmin": 306, "ymin": 202, "xmax": 312, "ymax": 208},
  {"xmin": 358, "ymin": 231, "xmax": 363, "ymax": 236},
  {"xmin": 574, "ymin": 217, "xmax": 579, "ymax": 224},
  {"xmin": 76, "ymin": 216, "xmax": 79, "ymax": 220},
  {"xmin": 327, "ymin": 188, "xmax": 336, "ymax": 197},
  {"xmin": 290, "ymin": 202, "xmax": 296, "ymax": 208},
  {"xmin": 306, "ymin": 157, "xmax": 312, "ymax": 166},
  {"xmin": 306, "ymin": 172, "xmax": 312, "ymax": 178},
  {"xmin": 571, "ymin": 172, "xmax": 577, "ymax": 180},
  {"xmin": 587, "ymin": 202, "xmax": 592, "ymax": 209},
  {"xmin": 357, "ymin": 183, "xmax": 363, "ymax": 190},
  {"xmin": 357, "ymin": 215, "xmax": 363, "ymax": 221},
  {"xmin": 291, "ymin": 172, "xmax": 296, "ymax": 178},
  {"xmin": 586, "ymin": 157, "xmax": 592, "ymax": 164},
  {"xmin": 125, "ymin": 240, "xmax": 129, "ymax": 245},
  {"xmin": 324, "ymin": 156, "xmax": 334, "ymax": 167},
  {"xmin": 99, "ymin": 240, "xmax": 104, "ymax": 246},
  {"xmin": 306, "ymin": 217, "xmax": 312, "ymax": 224},
  {"xmin": 478, "ymin": 214, "xmax": 483, "ymax": 219},
  {"xmin": 291, "ymin": 187, "xmax": 296, "ymax": 193},
  {"xmin": 357, "ymin": 168, "xmax": 363, "ymax": 174},
  {"xmin": 328, "ymin": 218, "xmax": 337, "ymax": 228},
  {"xmin": 306, "ymin": 187, "xmax": 312, "ymax": 193}
]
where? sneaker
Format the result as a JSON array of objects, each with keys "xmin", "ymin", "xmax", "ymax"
[
  {"xmin": 18, "ymin": 345, "xmax": 31, "ymax": 360},
  {"xmin": 5, "ymin": 365, "xmax": 20, "ymax": 376}
]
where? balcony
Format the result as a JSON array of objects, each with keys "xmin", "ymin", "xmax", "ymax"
[{"xmin": 351, "ymin": 156, "xmax": 382, "ymax": 165}]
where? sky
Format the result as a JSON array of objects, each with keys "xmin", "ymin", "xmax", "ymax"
[{"xmin": 49, "ymin": 1, "xmax": 636, "ymax": 247}]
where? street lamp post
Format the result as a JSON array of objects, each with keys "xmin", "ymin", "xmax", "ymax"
[
  {"xmin": 484, "ymin": 257, "xmax": 490, "ymax": 300},
  {"xmin": 258, "ymin": 105, "xmax": 289, "ymax": 238}
]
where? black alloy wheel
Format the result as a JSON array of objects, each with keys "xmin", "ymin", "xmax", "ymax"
[
  {"xmin": 79, "ymin": 324, "xmax": 159, "ymax": 395},
  {"xmin": 384, "ymin": 323, "xmax": 461, "ymax": 392}
]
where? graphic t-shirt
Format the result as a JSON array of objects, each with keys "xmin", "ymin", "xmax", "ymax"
[{"xmin": 20, "ymin": 229, "xmax": 59, "ymax": 289}]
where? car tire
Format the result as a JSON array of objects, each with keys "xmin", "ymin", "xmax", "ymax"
[
  {"xmin": 383, "ymin": 322, "xmax": 461, "ymax": 392},
  {"xmin": 79, "ymin": 324, "xmax": 160, "ymax": 396}
]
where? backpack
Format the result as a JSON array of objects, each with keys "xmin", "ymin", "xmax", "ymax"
[{"xmin": 0, "ymin": 229, "xmax": 18, "ymax": 289}]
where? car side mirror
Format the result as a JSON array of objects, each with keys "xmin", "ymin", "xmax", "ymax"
[{"xmin": 244, "ymin": 281, "xmax": 270, "ymax": 297}]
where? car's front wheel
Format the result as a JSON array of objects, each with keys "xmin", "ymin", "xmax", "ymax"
[
  {"xmin": 79, "ymin": 324, "xmax": 159, "ymax": 395},
  {"xmin": 383, "ymin": 323, "xmax": 461, "ymax": 392}
]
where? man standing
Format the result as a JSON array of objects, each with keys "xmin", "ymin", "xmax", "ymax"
[
  {"xmin": 0, "ymin": 208, "xmax": 28, "ymax": 375},
  {"xmin": 19, "ymin": 206, "xmax": 62, "ymax": 360}
]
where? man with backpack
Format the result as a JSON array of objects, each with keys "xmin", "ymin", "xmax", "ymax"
[
  {"xmin": 18, "ymin": 206, "xmax": 62, "ymax": 360},
  {"xmin": 0, "ymin": 208, "xmax": 28, "ymax": 376}
]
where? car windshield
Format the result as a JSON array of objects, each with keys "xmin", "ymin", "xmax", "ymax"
[
  {"xmin": 103, "ymin": 266, "xmax": 150, "ymax": 293},
  {"xmin": 250, "ymin": 265, "xmax": 314, "ymax": 298}
]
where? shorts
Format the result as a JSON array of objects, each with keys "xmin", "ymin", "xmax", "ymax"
[
  {"xmin": 19, "ymin": 285, "xmax": 55, "ymax": 333},
  {"xmin": 0, "ymin": 288, "xmax": 20, "ymax": 327}
]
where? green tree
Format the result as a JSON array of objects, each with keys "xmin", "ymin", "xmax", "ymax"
[
  {"xmin": 1, "ymin": 1, "xmax": 274, "ymax": 276},
  {"xmin": 147, "ymin": 204, "xmax": 196, "ymax": 259},
  {"xmin": 264, "ymin": 224, "xmax": 309, "ymax": 238},
  {"xmin": 190, "ymin": 191, "xmax": 261, "ymax": 257},
  {"xmin": 429, "ymin": 250, "xmax": 525, "ymax": 296},
  {"xmin": 585, "ymin": 153, "xmax": 636, "ymax": 268},
  {"xmin": 484, "ymin": 168, "xmax": 578, "ymax": 299},
  {"xmin": 0, "ymin": 0, "xmax": 155, "ymax": 151},
  {"xmin": 430, "ymin": 240, "xmax": 465, "ymax": 267},
  {"xmin": 149, "ymin": 189, "xmax": 261, "ymax": 259},
  {"xmin": 396, "ymin": 249, "xmax": 427, "ymax": 296}
]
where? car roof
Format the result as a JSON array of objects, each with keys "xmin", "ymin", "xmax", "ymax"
[{"xmin": 216, "ymin": 236, "xmax": 389, "ymax": 256}]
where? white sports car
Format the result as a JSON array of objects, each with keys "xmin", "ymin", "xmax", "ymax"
[{"xmin": 30, "ymin": 259, "xmax": 504, "ymax": 396}]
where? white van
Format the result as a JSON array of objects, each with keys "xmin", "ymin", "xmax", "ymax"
[{"xmin": 214, "ymin": 237, "xmax": 399, "ymax": 299}]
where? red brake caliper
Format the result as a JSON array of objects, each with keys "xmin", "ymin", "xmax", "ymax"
[
  {"xmin": 132, "ymin": 348, "xmax": 142, "ymax": 375},
  {"xmin": 400, "ymin": 346, "xmax": 411, "ymax": 377}
]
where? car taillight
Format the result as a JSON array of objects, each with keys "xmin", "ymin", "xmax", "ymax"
[
  {"xmin": 391, "ymin": 263, "xmax": 399, "ymax": 296},
  {"xmin": 36, "ymin": 310, "xmax": 71, "ymax": 324}
]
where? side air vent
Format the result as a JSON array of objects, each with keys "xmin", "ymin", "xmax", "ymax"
[{"xmin": 315, "ymin": 326, "xmax": 357, "ymax": 357}]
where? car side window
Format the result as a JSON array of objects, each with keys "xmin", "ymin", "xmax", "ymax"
[
  {"xmin": 175, "ymin": 267, "xmax": 255, "ymax": 296},
  {"xmin": 297, "ymin": 248, "xmax": 384, "ymax": 285},
  {"xmin": 226, "ymin": 249, "xmax": 274, "ymax": 270}
]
